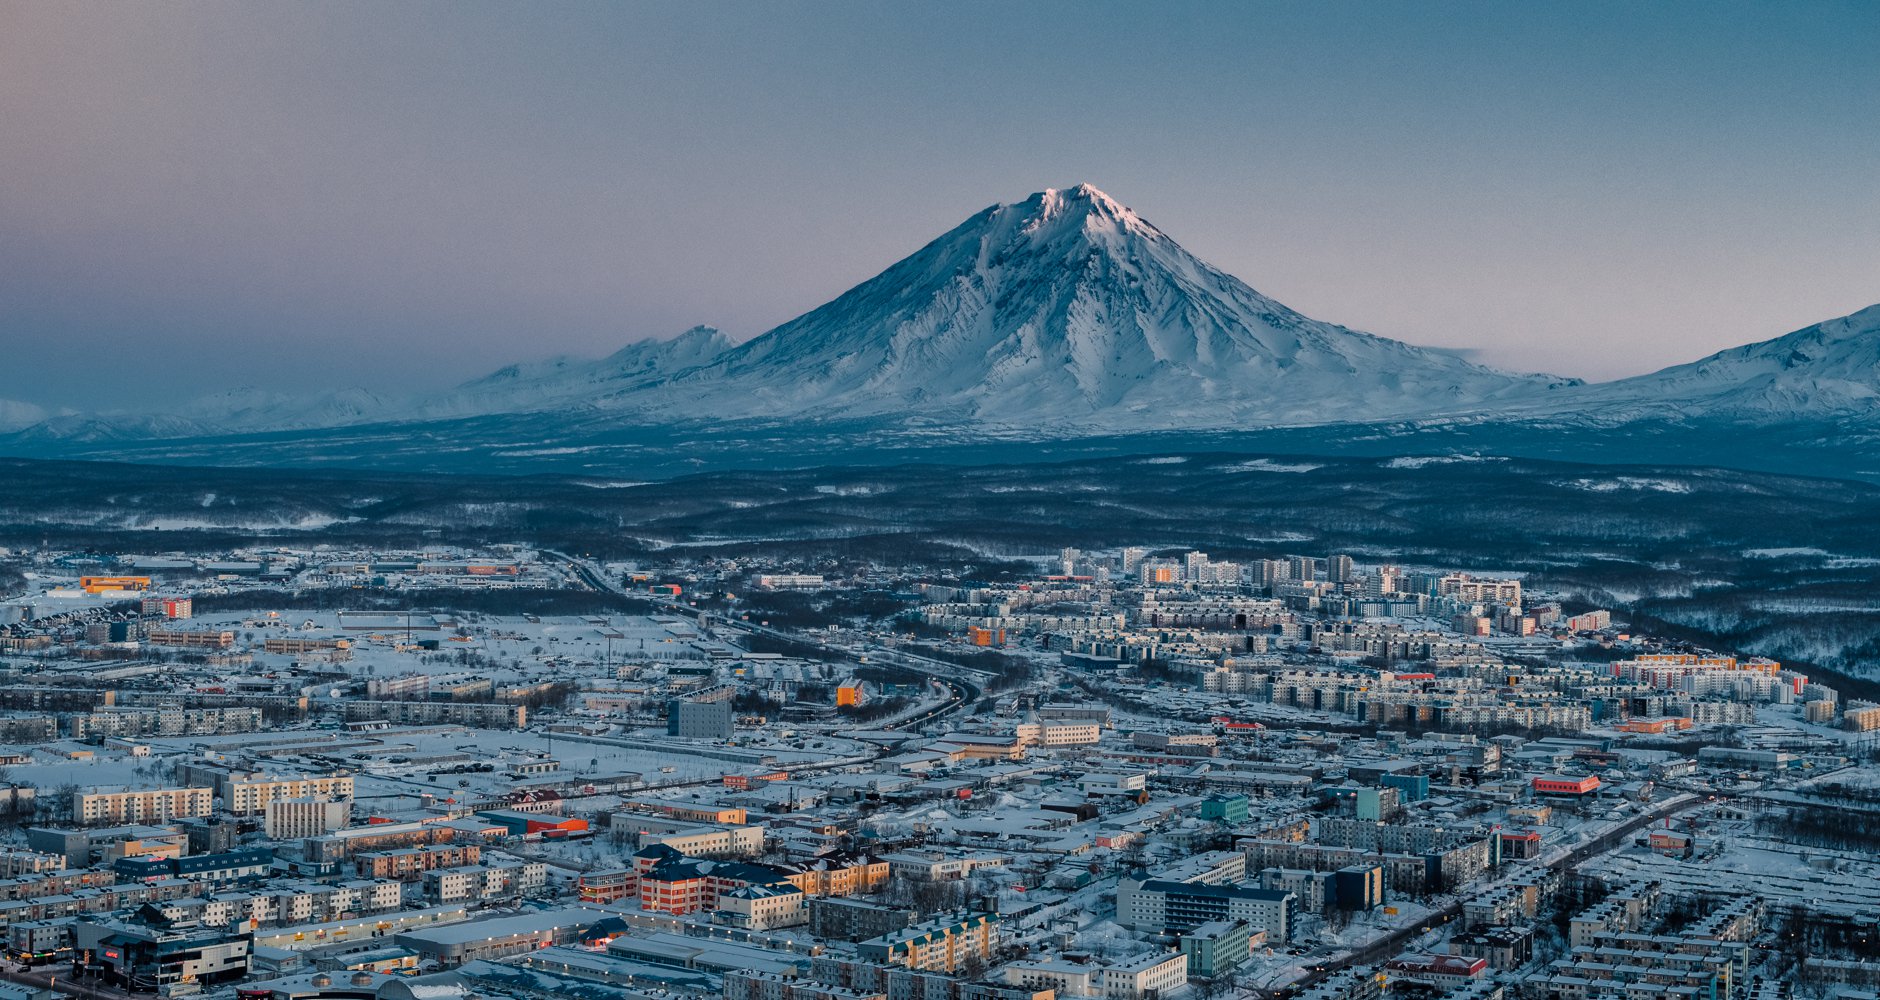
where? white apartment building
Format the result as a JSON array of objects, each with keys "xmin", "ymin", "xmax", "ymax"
[
  {"xmin": 611, "ymin": 816, "xmax": 765, "ymax": 858},
  {"xmin": 226, "ymin": 775, "xmax": 356, "ymax": 815},
  {"xmin": 716, "ymin": 884, "xmax": 808, "ymax": 930},
  {"xmin": 1079, "ymin": 772, "xmax": 1149, "ymax": 797},
  {"xmin": 1006, "ymin": 953, "xmax": 1190, "ymax": 1000},
  {"xmin": 0, "ymin": 849, "xmax": 66, "ymax": 877},
  {"xmin": 424, "ymin": 868, "xmax": 478, "ymax": 903},
  {"xmin": 1014, "ymin": 721, "xmax": 1101, "ymax": 747},
  {"xmin": 265, "ymin": 797, "xmax": 353, "ymax": 839},
  {"xmin": 1102, "ymin": 952, "xmax": 1189, "ymax": 1000},
  {"xmin": 331, "ymin": 878, "xmax": 404, "ymax": 913},
  {"xmin": 1006, "ymin": 960, "xmax": 1095, "ymax": 997},
  {"xmin": 879, "ymin": 851, "xmax": 1011, "ymax": 882},
  {"xmin": 1438, "ymin": 574, "xmax": 1522, "ymax": 605},
  {"xmin": 75, "ymin": 787, "xmax": 213, "ymax": 825}
]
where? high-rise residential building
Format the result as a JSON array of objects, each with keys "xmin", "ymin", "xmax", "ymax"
[
  {"xmin": 1438, "ymin": 574, "xmax": 1522, "ymax": 606},
  {"xmin": 265, "ymin": 797, "xmax": 353, "ymax": 839},
  {"xmin": 223, "ymin": 775, "xmax": 354, "ymax": 816},
  {"xmin": 667, "ymin": 699, "xmax": 734, "ymax": 740}
]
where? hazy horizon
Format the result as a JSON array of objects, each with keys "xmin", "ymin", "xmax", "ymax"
[{"xmin": 3, "ymin": 2, "xmax": 1876, "ymax": 412}]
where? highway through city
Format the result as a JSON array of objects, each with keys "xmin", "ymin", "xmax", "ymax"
[{"xmin": 547, "ymin": 550, "xmax": 983, "ymax": 731}]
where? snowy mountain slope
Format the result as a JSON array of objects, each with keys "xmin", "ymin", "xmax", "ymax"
[
  {"xmin": 413, "ymin": 325, "xmax": 734, "ymax": 419},
  {"xmin": 1, "ymin": 185, "xmax": 1874, "ymax": 479},
  {"xmin": 1508, "ymin": 303, "xmax": 1880, "ymax": 423},
  {"xmin": 14, "ymin": 387, "xmax": 394, "ymax": 441},
  {"xmin": 173, "ymin": 386, "xmax": 394, "ymax": 430},
  {"xmin": 0, "ymin": 327, "xmax": 734, "ymax": 441},
  {"xmin": 84, "ymin": 184, "xmax": 1569, "ymax": 437},
  {"xmin": 0, "ymin": 400, "xmax": 49, "ymax": 434},
  {"xmin": 591, "ymin": 184, "xmax": 1575, "ymax": 428}
]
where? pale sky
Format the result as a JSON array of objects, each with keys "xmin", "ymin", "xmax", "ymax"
[{"xmin": 1, "ymin": 2, "xmax": 1876, "ymax": 410}]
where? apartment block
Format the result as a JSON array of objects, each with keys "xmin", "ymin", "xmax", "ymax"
[
  {"xmin": 75, "ymin": 787, "xmax": 214, "ymax": 825},
  {"xmin": 264, "ymin": 798, "xmax": 352, "ymax": 839},
  {"xmin": 338, "ymin": 700, "xmax": 526, "ymax": 729},
  {"xmin": 856, "ymin": 912, "xmax": 999, "ymax": 973}
]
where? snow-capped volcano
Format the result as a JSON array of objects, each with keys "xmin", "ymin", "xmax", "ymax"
[
  {"xmin": 1513, "ymin": 303, "xmax": 1880, "ymax": 423},
  {"xmin": 0, "ymin": 185, "xmax": 1586, "ymax": 438},
  {"xmin": 602, "ymin": 184, "xmax": 1572, "ymax": 428},
  {"xmin": 5, "ymin": 184, "xmax": 1876, "ymax": 482}
]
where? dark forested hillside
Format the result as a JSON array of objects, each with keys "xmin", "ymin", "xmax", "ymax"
[{"xmin": 2, "ymin": 452, "xmax": 1877, "ymax": 678}]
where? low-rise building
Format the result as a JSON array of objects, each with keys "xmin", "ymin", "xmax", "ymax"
[{"xmin": 75, "ymin": 787, "xmax": 213, "ymax": 826}]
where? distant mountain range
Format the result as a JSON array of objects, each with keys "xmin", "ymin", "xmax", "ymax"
[
  {"xmin": 1505, "ymin": 303, "xmax": 1880, "ymax": 423},
  {"xmin": 3, "ymin": 185, "xmax": 1877, "ymax": 479}
]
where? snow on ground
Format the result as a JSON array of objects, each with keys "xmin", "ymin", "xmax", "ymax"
[
  {"xmin": 181, "ymin": 610, "xmax": 742, "ymax": 686},
  {"xmin": 1582, "ymin": 836, "xmax": 1880, "ymax": 918},
  {"xmin": 1223, "ymin": 458, "xmax": 1323, "ymax": 473},
  {"xmin": 1561, "ymin": 476, "xmax": 1693, "ymax": 494},
  {"xmin": 1382, "ymin": 455, "xmax": 1507, "ymax": 469}
]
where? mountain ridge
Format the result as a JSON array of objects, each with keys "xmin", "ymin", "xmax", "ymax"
[
  {"xmin": 503, "ymin": 183, "xmax": 1579, "ymax": 429},
  {"xmin": 1515, "ymin": 302, "xmax": 1880, "ymax": 424},
  {"xmin": 1, "ymin": 185, "xmax": 1876, "ymax": 479}
]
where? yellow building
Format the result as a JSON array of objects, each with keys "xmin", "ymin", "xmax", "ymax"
[
  {"xmin": 226, "ymin": 775, "xmax": 355, "ymax": 816},
  {"xmin": 76, "ymin": 787, "xmax": 213, "ymax": 825},
  {"xmin": 80, "ymin": 576, "xmax": 150, "ymax": 594},
  {"xmin": 858, "ymin": 913, "xmax": 999, "ymax": 973}
]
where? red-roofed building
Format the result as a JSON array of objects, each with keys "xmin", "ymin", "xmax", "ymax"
[
  {"xmin": 1384, "ymin": 953, "xmax": 1488, "ymax": 987},
  {"xmin": 1532, "ymin": 775, "xmax": 1600, "ymax": 797}
]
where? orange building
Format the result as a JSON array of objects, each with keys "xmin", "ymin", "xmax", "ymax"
[
  {"xmin": 966, "ymin": 627, "xmax": 1005, "ymax": 647},
  {"xmin": 577, "ymin": 868, "xmax": 638, "ymax": 904},
  {"xmin": 635, "ymin": 849, "xmax": 887, "ymax": 915},
  {"xmin": 1498, "ymin": 829, "xmax": 1544, "ymax": 859},
  {"xmin": 1618, "ymin": 717, "xmax": 1693, "ymax": 735},
  {"xmin": 355, "ymin": 843, "xmax": 481, "ymax": 880},
  {"xmin": 1532, "ymin": 775, "xmax": 1601, "ymax": 797},
  {"xmin": 784, "ymin": 852, "xmax": 892, "ymax": 898},
  {"xmin": 80, "ymin": 576, "xmax": 151, "ymax": 594}
]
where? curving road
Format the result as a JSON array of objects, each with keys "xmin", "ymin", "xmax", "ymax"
[{"xmin": 546, "ymin": 550, "xmax": 981, "ymax": 732}]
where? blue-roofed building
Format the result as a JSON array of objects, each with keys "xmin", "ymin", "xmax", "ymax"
[{"xmin": 113, "ymin": 846, "xmax": 273, "ymax": 885}]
